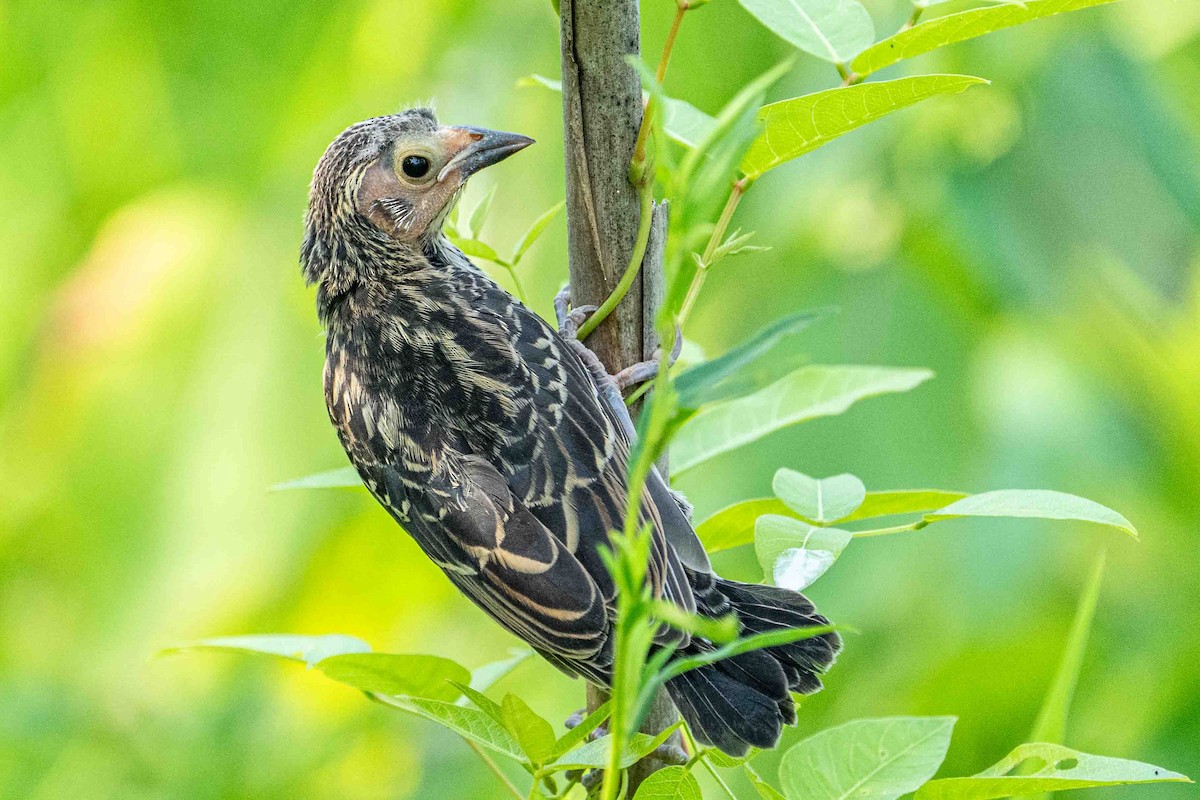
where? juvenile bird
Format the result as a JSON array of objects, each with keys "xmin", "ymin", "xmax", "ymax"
[{"xmin": 300, "ymin": 108, "xmax": 839, "ymax": 755}]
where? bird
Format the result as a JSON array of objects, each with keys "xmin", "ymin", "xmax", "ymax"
[{"xmin": 300, "ymin": 107, "xmax": 839, "ymax": 756}]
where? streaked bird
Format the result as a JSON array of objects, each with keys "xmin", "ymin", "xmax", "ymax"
[{"xmin": 300, "ymin": 107, "xmax": 839, "ymax": 755}]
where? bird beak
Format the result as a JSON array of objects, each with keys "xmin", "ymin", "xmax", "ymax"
[{"xmin": 437, "ymin": 126, "xmax": 535, "ymax": 182}]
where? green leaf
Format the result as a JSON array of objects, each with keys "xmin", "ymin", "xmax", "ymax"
[
  {"xmin": 672, "ymin": 365, "xmax": 934, "ymax": 475},
  {"xmin": 651, "ymin": 600, "xmax": 740, "ymax": 643},
  {"xmin": 317, "ymin": 653, "xmax": 469, "ymax": 703},
  {"xmin": 451, "ymin": 681, "xmax": 507, "ymax": 724},
  {"xmin": 773, "ymin": 469, "xmax": 866, "ymax": 523},
  {"xmin": 780, "ymin": 716, "xmax": 956, "ymax": 800},
  {"xmin": 696, "ymin": 489, "xmax": 975, "ymax": 552},
  {"xmin": 914, "ymin": 743, "xmax": 1191, "ymax": 799},
  {"xmin": 675, "ymin": 310, "xmax": 827, "ymax": 410},
  {"xmin": 755, "ymin": 515, "xmax": 852, "ymax": 590},
  {"xmin": 707, "ymin": 749, "xmax": 757, "ymax": 768},
  {"xmin": 927, "ymin": 490, "xmax": 1138, "ymax": 538},
  {"xmin": 738, "ymin": 0, "xmax": 875, "ymax": 64},
  {"xmin": 517, "ymin": 73, "xmax": 562, "ymax": 91},
  {"xmin": 696, "ymin": 498, "xmax": 792, "ymax": 553},
  {"xmin": 551, "ymin": 700, "xmax": 611, "ymax": 759},
  {"xmin": 468, "ymin": 185, "xmax": 496, "ymax": 239},
  {"xmin": 500, "ymin": 694, "xmax": 558, "ymax": 764},
  {"xmin": 469, "ymin": 649, "xmax": 535, "ymax": 693},
  {"xmin": 378, "ymin": 695, "xmax": 527, "ymax": 761},
  {"xmin": 838, "ymin": 489, "xmax": 969, "ymax": 523},
  {"xmin": 554, "ymin": 725, "xmax": 680, "ymax": 770},
  {"xmin": 742, "ymin": 75, "xmax": 987, "ymax": 179},
  {"xmin": 696, "ymin": 496, "xmax": 787, "ymax": 554},
  {"xmin": 670, "ymin": 60, "xmax": 790, "ymax": 245},
  {"xmin": 852, "ymin": 0, "xmax": 1121, "ymax": 78},
  {"xmin": 710, "ymin": 229, "xmax": 771, "ymax": 262},
  {"xmin": 1030, "ymin": 552, "xmax": 1105, "ymax": 744},
  {"xmin": 746, "ymin": 762, "xmax": 788, "ymax": 800},
  {"xmin": 662, "ymin": 97, "xmax": 718, "ymax": 148},
  {"xmin": 450, "ymin": 236, "xmax": 505, "ymax": 265},
  {"xmin": 632, "ymin": 765, "xmax": 702, "ymax": 800},
  {"xmin": 161, "ymin": 633, "xmax": 370, "ymax": 666},
  {"xmin": 511, "ymin": 201, "xmax": 564, "ymax": 265},
  {"xmin": 271, "ymin": 466, "xmax": 361, "ymax": 491}
]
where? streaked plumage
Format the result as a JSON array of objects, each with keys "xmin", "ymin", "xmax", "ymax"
[{"xmin": 301, "ymin": 108, "xmax": 839, "ymax": 755}]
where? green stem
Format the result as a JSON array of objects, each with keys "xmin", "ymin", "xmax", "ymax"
[
  {"xmin": 465, "ymin": 740, "xmax": 524, "ymax": 800},
  {"xmin": 576, "ymin": 183, "xmax": 654, "ymax": 341},
  {"xmin": 681, "ymin": 726, "xmax": 738, "ymax": 800},
  {"xmin": 677, "ymin": 179, "xmax": 746, "ymax": 329},
  {"xmin": 852, "ymin": 519, "xmax": 930, "ymax": 538},
  {"xmin": 623, "ymin": 379, "xmax": 653, "ymax": 407},
  {"xmin": 505, "ymin": 264, "xmax": 529, "ymax": 305},
  {"xmin": 632, "ymin": 3, "xmax": 686, "ymax": 163}
]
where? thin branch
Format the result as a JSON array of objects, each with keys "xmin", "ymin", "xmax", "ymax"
[
  {"xmin": 681, "ymin": 725, "xmax": 738, "ymax": 800},
  {"xmin": 464, "ymin": 740, "xmax": 524, "ymax": 800},
  {"xmin": 678, "ymin": 178, "xmax": 746, "ymax": 328}
]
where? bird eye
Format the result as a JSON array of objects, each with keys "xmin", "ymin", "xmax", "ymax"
[{"xmin": 401, "ymin": 155, "xmax": 431, "ymax": 179}]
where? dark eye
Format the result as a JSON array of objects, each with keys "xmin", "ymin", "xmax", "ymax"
[{"xmin": 401, "ymin": 155, "xmax": 430, "ymax": 179}]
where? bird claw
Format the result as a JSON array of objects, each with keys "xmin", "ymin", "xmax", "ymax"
[
  {"xmin": 555, "ymin": 285, "xmax": 598, "ymax": 339},
  {"xmin": 556, "ymin": 283, "xmax": 683, "ymax": 393},
  {"xmin": 609, "ymin": 325, "xmax": 684, "ymax": 390}
]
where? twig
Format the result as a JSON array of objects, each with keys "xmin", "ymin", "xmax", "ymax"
[
  {"xmin": 681, "ymin": 725, "xmax": 739, "ymax": 800},
  {"xmin": 678, "ymin": 178, "xmax": 747, "ymax": 328},
  {"xmin": 465, "ymin": 740, "xmax": 524, "ymax": 800}
]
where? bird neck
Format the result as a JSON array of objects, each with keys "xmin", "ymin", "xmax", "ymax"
[{"xmin": 313, "ymin": 220, "xmax": 455, "ymax": 323}]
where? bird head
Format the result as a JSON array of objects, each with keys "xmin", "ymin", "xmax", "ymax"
[{"xmin": 301, "ymin": 108, "xmax": 533, "ymax": 297}]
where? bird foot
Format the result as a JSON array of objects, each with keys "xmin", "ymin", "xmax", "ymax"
[
  {"xmin": 611, "ymin": 329, "xmax": 684, "ymax": 391},
  {"xmin": 555, "ymin": 283, "xmax": 683, "ymax": 392},
  {"xmin": 554, "ymin": 284, "xmax": 597, "ymax": 340}
]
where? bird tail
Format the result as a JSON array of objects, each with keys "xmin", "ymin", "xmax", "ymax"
[{"xmin": 664, "ymin": 578, "xmax": 840, "ymax": 756}]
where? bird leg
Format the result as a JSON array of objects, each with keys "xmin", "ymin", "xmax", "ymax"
[
  {"xmin": 555, "ymin": 285, "xmax": 681, "ymax": 392},
  {"xmin": 555, "ymin": 285, "xmax": 637, "ymax": 441},
  {"xmin": 611, "ymin": 331, "xmax": 683, "ymax": 391},
  {"xmin": 555, "ymin": 284, "xmax": 694, "ymax": 521}
]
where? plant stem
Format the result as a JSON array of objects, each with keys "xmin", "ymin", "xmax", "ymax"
[
  {"xmin": 578, "ymin": 3, "xmax": 690, "ymax": 342},
  {"xmin": 851, "ymin": 519, "xmax": 930, "ymax": 538},
  {"xmin": 677, "ymin": 178, "xmax": 746, "ymax": 329},
  {"xmin": 632, "ymin": 2, "xmax": 686, "ymax": 162},
  {"xmin": 577, "ymin": 185, "xmax": 654, "ymax": 341},
  {"xmin": 904, "ymin": 5, "xmax": 924, "ymax": 29},
  {"xmin": 681, "ymin": 726, "xmax": 738, "ymax": 800},
  {"xmin": 505, "ymin": 264, "xmax": 529, "ymax": 305},
  {"xmin": 465, "ymin": 740, "xmax": 524, "ymax": 800}
]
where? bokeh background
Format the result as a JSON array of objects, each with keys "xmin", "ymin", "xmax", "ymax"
[{"xmin": 2, "ymin": 0, "xmax": 1198, "ymax": 797}]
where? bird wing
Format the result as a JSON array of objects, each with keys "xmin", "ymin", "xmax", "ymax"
[
  {"xmin": 493, "ymin": 298, "xmax": 698, "ymax": 623},
  {"xmin": 364, "ymin": 455, "xmax": 610, "ymax": 662}
]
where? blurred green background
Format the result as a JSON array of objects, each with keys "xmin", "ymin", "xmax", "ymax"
[{"xmin": 2, "ymin": 0, "xmax": 1197, "ymax": 797}]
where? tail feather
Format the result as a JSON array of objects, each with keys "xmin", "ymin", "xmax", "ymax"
[
  {"xmin": 665, "ymin": 578, "xmax": 840, "ymax": 755},
  {"xmin": 667, "ymin": 664, "xmax": 785, "ymax": 755}
]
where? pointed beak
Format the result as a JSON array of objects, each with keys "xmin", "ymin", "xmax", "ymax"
[{"xmin": 437, "ymin": 126, "xmax": 535, "ymax": 182}]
